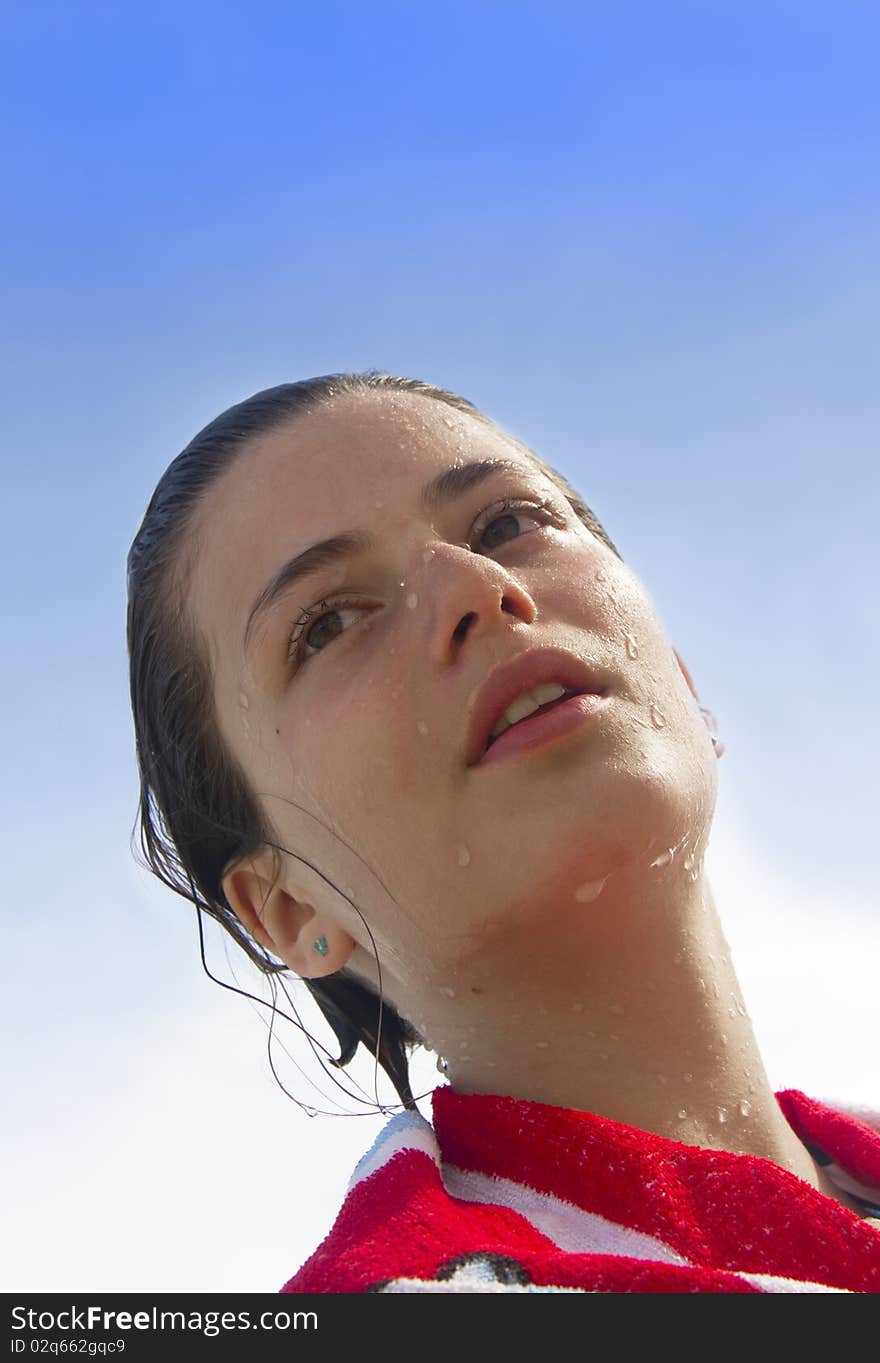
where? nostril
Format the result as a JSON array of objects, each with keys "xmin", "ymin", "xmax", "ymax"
[{"xmin": 453, "ymin": 612, "xmax": 476, "ymax": 643}]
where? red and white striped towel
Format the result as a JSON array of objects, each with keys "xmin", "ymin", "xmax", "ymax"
[{"xmin": 281, "ymin": 1085, "xmax": 880, "ymax": 1293}]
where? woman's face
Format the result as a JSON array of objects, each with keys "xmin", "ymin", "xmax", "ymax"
[{"xmin": 189, "ymin": 391, "xmax": 717, "ymax": 1011}]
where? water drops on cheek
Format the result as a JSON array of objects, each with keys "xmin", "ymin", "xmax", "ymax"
[{"xmin": 573, "ymin": 875, "xmax": 609, "ymax": 903}]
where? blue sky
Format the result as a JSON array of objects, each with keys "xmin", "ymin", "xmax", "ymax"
[{"xmin": 3, "ymin": 1, "xmax": 878, "ymax": 1291}]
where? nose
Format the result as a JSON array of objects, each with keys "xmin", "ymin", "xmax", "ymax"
[{"xmin": 417, "ymin": 539, "xmax": 538, "ymax": 667}]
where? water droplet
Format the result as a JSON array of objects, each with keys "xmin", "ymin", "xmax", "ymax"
[
  {"xmin": 657, "ymin": 1073, "xmax": 668, "ymax": 1085},
  {"xmin": 739, "ymin": 1099, "xmax": 751, "ymax": 1118},
  {"xmin": 535, "ymin": 1040, "xmax": 550, "ymax": 1049},
  {"xmin": 650, "ymin": 704, "xmax": 667, "ymax": 729},
  {"xmin": 571, "ymin": 1001, "xmax": 584, "ymax": 1013},
  {"xmin": 624, "ymin": 632, "xmax": 639, "ymax": 659},
  {"xmin": 683, "ymin": 852, "xmax": 695, "ymax": 872},
  {"xmin": 727, "ymin": 1006, "xmax": 737, "ymax": 1019},
  {"xmin": 574, "ymin": 876, "xmax": 608, "ymax": 903},
  {"xmin": 650, "ymin": 848, "xmax": 674, "ymax": 869},
  {"xmin": 596, "ymin": 568, "xmax": 608, "ymax": 583},
  {"xmin": 440, "ymin": 986, "xmax": 456, "ymax": 999},
  {"xmin": 417, "ymin": 720, "xmax": 429, "ymax": 736},
  {"xmin": 422, "ymin": 548, "xmax": 435, "ymax": 564},
  {"xmin": 683, "ymin": 1072, "xmax": 693, "ymax": 1084},
  {"xmin": 698, "ymin": 977, "xmax": 706, "ymax": 991},
  {"xmin": 677, "ymin": 1108, "xmax": 687, "ymax": 1120},
  {"xmin": 406, "ymin": 592, "xmax": 419, "ymax": 609},
  {"xmin": 599, "ymin": 1052, "xmax": 609, "ymax": 1061},
  {"xmin": 720, "ymin": 1033, "xmax": 728, "ymax": 1045},
  {"xmin": 717, "ymin": 1106, "xmax": 729, "ymax": 1124},
  {"xmin": 374, "ymin": 501, "xmax": 384, "ymax": 509},
  {"xmin": 609, "ymin": 1003, "xmax": 625, "ymax": 1016},
  {"xmin": 457, "ymin": 845, "xmax": 471, "ymax": 867},
  {"xmin": 459, "ymin": 1039, "xmax": 470, "ymax": 1050},
  {"xmin": 442, "ymin": 416, "xmax": 455, "ymax": 428}
]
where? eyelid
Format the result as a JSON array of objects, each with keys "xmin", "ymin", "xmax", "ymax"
[{"xmin": 284, "ymin": 490, "xmax": 566, "ymax": 673}]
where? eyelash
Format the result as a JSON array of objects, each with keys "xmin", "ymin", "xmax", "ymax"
[{"xmin": 284, "ymin": 495, "xmax": 563, "ymax": 672}]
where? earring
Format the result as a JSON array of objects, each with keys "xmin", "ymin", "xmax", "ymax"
[
  {"xmin": 313, "ymin": 935, "xmax": 329, "ymax": 957},
  {"xmin": 699, "ymin": 705, "xmax": 725, "ymax": 759}
]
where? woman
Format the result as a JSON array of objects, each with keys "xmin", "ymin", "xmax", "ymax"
[{"xmin": 127, "ymin": 371, "xmax": 880, "ymax": 1293}]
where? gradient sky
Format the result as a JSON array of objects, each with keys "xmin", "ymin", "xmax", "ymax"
[{"xmin": 3, "ymin": 1, "xmax": 878, "ymax": 1292}]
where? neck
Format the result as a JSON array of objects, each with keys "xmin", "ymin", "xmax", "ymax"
[{"xmin": 413, "ymin": 870, "xmax": 827, "ymax": 1194}]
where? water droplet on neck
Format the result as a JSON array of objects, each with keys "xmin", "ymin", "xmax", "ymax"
[
  {"xmin": 596, "ymin": 568, "xmax": 608, "ymax": 583},
  {"xmin": 683, "ymin": 1072, "xmax": 693, "ymax": 1084},
  {"xmin": 727, "ymin": 1005, "xmax": 737, "ymax": 1019},
  {"xmin": 683, "ymin": 852, "xmax": 695, "ymax": 871},
  {"xmin": 422, "ymin": 548, "xmax": 435, "ymax": 564},
  {"xmin": 717, "ymin": 1106, "xmax": 729, "ymax": 1124},
  {"xmin": 440, "ymin": 986, "xmax": 456, "ymax": 999},
  {"xmin": 417, "ymin": 720, "xmax": 429, "ymax": 736},
  {"xmin": 238, "ymin": 691, "xmax": 250, "ymax": 710},
  {"xmin": 624, "ymin": 632, "xmax": 639, "ymax": 659},
  {"xmin": 443, "ymin": 416, "xmax": 455, "ymax": 428},
  {"xmin": 535, "ymin": 1040, "xmax": 550, "ymax": 1049},
  {"xmin": 571, "ymin": 1001, "xmax": 584, "ymax": 1012},
  {"xmin": 739, "ymin": 1099, "xmax": 751, "ymax": 1118},
  {"xmin": 651, "ymin": 848, "xmax": 674, "ymax": 869},
  {"xmin": 677, "ymin": 1108, "xmax": 688, "ymax": 1119},
  {"xmin": 574, "ymin": 875, "xmax": 608, "ymax": 903},
  {"xmin": 650, "ymin": 704, "xmax": 667, "ymax": 729},
  {"xmin": 406, "ymin": 592, "xmax": 419, "ymax": 609},
  {"xmin": 456, "ymin": 844, "xmax": 471, "ymax": 867}
]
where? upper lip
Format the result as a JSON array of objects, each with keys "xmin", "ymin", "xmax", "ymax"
[{"xmin": 464, "ymin": 646, "xmax": 609, "ymax": 767}]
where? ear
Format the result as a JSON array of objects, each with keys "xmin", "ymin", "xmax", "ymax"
[
  {"xmin": 673, "ymin": 647, "xmax": 700, "ymax": 702},
  {"xmin": 674, "ymin": 646, "xmax": 724, "ymax": 756},
  {"xmin": 221, "ymin": 854, "xmax": 355, "ymax": 979}
]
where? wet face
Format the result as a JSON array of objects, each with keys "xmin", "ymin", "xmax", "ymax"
[{"xmin": 188, "ymin": 391, "xmax": 717, "ymax": 1011}]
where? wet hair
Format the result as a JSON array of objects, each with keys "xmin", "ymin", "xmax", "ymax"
[{"xmin": 126, "ymin": 370, "xmax": 623, "ymax": 1112}]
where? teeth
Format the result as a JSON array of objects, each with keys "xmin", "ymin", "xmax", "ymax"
[{"xmin": 489, "ymin": 682, "xmax": 569, "ymax": 742}]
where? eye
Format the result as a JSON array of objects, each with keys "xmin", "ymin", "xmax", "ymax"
[{"xmin": 284, "ymin": 495, "xmax": 563, "ymax": 671}]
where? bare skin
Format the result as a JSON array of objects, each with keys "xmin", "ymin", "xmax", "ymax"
[{"xmin": 185, "ymin": 390, "xmax": 863, "ymax": 1217}]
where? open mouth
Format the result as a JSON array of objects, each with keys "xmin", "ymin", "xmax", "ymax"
[{"xmin": 483, "ymin": 689, "xmax": 582, "ymax": 753}]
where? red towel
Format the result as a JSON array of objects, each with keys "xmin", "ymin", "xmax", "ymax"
[{"xmin": 281, "ymin": 1085, "xmax": 880, "ymax": 1293}]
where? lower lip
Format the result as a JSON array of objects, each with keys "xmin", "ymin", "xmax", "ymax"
[{"xmin": 473, "ymin": 692, "xmax": 611, "ymax": 768}]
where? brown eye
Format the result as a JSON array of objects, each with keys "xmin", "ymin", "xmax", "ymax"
[{"xmin": 285, "ymin": 495, "xmax": 561, "ymax": 672}]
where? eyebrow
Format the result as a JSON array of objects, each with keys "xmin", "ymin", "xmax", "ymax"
[{"xmin": 242, "ymin": 457, "xmax": 529, "ymax": 654}]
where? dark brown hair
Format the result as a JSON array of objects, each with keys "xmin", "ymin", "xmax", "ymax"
[{"xmin": 126, "ymin": 370, "xmax": 622, "ymax": 1112}]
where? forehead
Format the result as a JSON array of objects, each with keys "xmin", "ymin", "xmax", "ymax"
[{"xmin": 187, "ymin": 390, "xmax": 532, "ymax": 667}]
